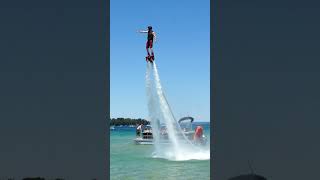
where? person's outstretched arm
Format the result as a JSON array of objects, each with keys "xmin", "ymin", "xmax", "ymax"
[{"xmin": 138, "ymin": 30, "xmax": 148, "ymax": 33}]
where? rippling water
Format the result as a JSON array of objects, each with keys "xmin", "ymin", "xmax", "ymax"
[{"xmin": 110, "ymin": 122, "xmax": 210, "ymax": 180}]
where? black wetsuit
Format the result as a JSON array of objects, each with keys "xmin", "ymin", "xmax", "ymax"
[
  {"xmin": 147, "ymin": 30, "xmax": 154, "ymax": 41},
  {"xmin": 146, "ymin": 29, "xmax": 154, "ymax": 58}
]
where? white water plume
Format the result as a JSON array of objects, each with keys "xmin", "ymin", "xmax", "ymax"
[{"xmin": 145, "ymin": 61, "xmax": 210, "ymax": 161}]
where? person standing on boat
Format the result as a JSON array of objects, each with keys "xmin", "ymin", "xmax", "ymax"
[{"xmin": 136, "ymin": 123, "xmax": 143, "ymax": 137}]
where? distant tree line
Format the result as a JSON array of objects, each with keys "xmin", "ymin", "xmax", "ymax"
[{"xmin": 110, "ymin": 118, "xmax": 150, "ymax": 126}]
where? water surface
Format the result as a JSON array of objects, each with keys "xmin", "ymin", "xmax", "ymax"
[{"xmin": 110, "ymin": 122, "xmax": 210, "ymax": 180}]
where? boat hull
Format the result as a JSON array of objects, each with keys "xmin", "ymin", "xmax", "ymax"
[
  {"xmin": 133, "ymin": 138, "xmax": 154, "ymax": 145},
  {"xmin": 133, "ymin": 137, "xmax": 207, "ymax": 146}
]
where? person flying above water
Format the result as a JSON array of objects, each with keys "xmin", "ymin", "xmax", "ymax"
[{"xmin": 138, "ymin": 26, "xmax": 157, "ymax": 62}]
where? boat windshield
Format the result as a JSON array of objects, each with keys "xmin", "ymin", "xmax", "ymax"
[
  {"xmin": 143, "ymin": 125, "xmax": 152, "ymax": 131},
  {"xmin": 178, "ymin": 117, "xmax": 194, "ymax": 132}
]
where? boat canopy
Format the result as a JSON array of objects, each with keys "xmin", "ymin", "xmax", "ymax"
[{"xmin": 178, "ymin": 116, "xmax": 194, "ymax": 124}]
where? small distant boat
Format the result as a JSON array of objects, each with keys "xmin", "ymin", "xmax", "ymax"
[
  {"xmin": 110, "ymin": 126, "xmax": 115, "ymax": 131},
  {"xmin": 133, "ymin": 124, "xmax": 171, "ymax": 145},
  {"xmin": 134, "ymin": 125, "xmax": 153, "ymax": 145}
]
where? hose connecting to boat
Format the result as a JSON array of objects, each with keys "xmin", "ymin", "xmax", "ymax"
[{"xmin": 152, "ymin": 62, "xmax": 201, "ymax": 150}]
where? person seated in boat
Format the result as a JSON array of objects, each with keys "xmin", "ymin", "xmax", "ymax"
[
  {"xmin": 183, "ymin": 127, "xmax": 191, "ymax": 132},
  {"xmin": 160, "ymin": 126, "xmax": 166, "ymax": 134},
  {"xmin": 160, "ymin": 126, "xmax": 168, "ymax": 139},
  {"xmin": 136, "ymin": 123, "xmax": 143, "ymax": 137}
]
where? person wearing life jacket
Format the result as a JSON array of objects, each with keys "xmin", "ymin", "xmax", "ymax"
[
  {"xmin": 193, "ymin": 126, "xmax": 204, "ymax": 142},
  {"xmin": 138, "ymin": 26, "xmax": 157, "ymax": 61}
]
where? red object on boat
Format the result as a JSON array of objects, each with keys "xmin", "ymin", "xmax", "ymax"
[{"xmin": 194, "ymin": 126, "xmax": 203, "ymax": 139}]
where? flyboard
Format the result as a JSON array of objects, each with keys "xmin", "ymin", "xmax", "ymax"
[{"xmin": 146, "ymin": 55, "xmax": 155, "ymax": 63}]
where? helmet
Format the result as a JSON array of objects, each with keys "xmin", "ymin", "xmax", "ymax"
[{"xmin": 148, "ymin": 26, "xmax": 152, "ymax": 30}]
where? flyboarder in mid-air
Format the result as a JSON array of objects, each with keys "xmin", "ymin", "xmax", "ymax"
[{"xmin": 138, "ymin": 26, "xmax": 156, "ymax": 62}]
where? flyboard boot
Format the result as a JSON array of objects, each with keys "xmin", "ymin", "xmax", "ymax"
[
  {"xmin": 145, "ymin": 54, "xmax": 153, "ymax": 63},
  {"xmin": 150, "ymin": 54, "xmax": 155, "ymax": 61}
]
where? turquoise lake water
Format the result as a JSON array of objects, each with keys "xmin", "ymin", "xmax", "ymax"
[{"xmin": 110, "ymin": 122, "xmax": 210, "ymax": 180}]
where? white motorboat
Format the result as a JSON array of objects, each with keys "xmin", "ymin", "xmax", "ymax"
[{"xmin": 133, "ymin": 117, "xmax": 207, "ymax": 145}]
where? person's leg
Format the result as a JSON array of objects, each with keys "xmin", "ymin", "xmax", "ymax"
[
  {"xmin": 146, "ymin": 48, "xmax": 150, "ymax": 56},
  {"xmin": 150, "ymin": 41, "xmax": 154, "ymax": 60},
  {"xmin": 146, "ymin": 41, "xmax": 150, "ymax": 56},
  {"xmin": 150, "ymin": 41, "xmax": 154, "ymax": 56}
]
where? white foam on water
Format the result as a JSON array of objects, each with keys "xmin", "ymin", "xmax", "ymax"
[
  {"xmin": 145, "ymin": 61, "xmax": 210, "ymax": 161},
  {"xmin": 152, "ymin": 146, "xmax": 210, "ymax": 161}
]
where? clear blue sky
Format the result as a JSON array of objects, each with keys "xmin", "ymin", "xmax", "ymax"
[{"xmin": 111, "ymin": 0, "xmax": 210, "ymax": 121}]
